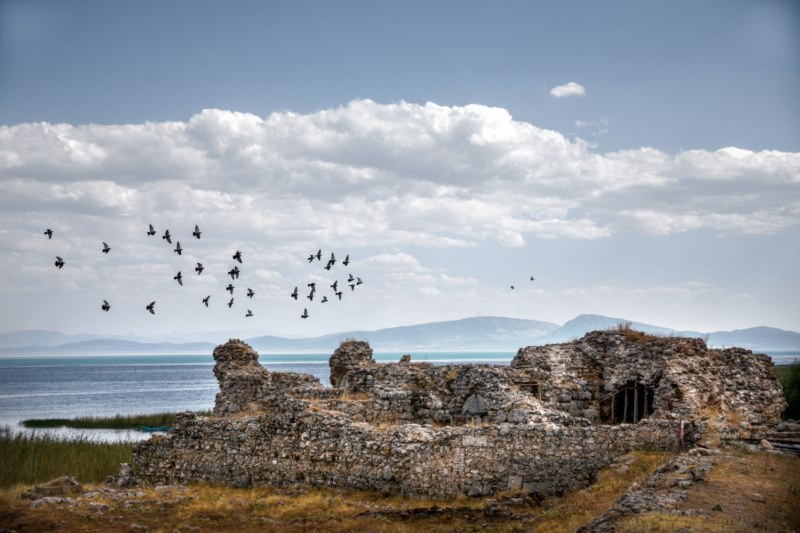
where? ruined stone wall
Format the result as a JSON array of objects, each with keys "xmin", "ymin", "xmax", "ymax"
[
  {"xmin": 134, "ymin": 411, "xmax": 682, "ymax": 499},
  {"xmin": 511, "ymin": 331, "xmax": 786, "ymax": 424},
  {"xmin": 133, "ymin": 332, "xmax": 784, "ymax": 499}
]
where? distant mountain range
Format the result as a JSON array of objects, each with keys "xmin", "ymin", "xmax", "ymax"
[{"xmin": 1, "ymin": 314, "xmax": 799, "ymax": 356}]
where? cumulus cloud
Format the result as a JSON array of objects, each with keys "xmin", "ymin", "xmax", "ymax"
[
  {"xmin": 0, "ymin": 99, "xmax": 797, "ymax": 253},
  {"xmin": 550, "ymin": 82, "xmax": 586, "ymax": 98}
]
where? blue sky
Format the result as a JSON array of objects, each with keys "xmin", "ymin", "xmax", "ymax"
[{"xmin": 0, "ymin": 0, "xmax": 798, "ymax": 338}]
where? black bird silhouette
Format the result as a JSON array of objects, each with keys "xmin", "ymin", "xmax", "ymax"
[
  {"xmin": 232, "ymin": 250, "xmax": 242, "ymax": 263},
  {"xmin": 246, "ymin": 288, "xmax": 254, "ymax": 298},
  {"xmin": 335, "ymin": 291, "xmax": 343, "ymax": 300},
  {"xmin": 102, "ymin": 242, "xmax": 110, "ymax": 254},
  {"xmin": 228, "ymin": 266, "xmax": 240, "ymax": 280},
  {"xmin": 54, "ymin": 256, "xmax": 64, "ymax": 269},
  {"xmin": 356, "ymin": 277, "xmax": 363, "ymax": 286},
  {"xmin": 227, "ymin": 297, "xmax": 234, "ymax": 308},
  {"xmin": 329, "ymin": 252, "xmax": 336, "ymax": 264},
  {"xmin": 307, "ymin": 253, "xmax": 315, "ymax": 263},
  {"xmin": 146, "ymin": 301, "xmax": 156, "ymax": 314},
  {"xmin": 307, "ymin": 291, "xmax": 314, "ymax": 301},
  {"xmin": 324, "ymin": 260, "xmax": 333, "ymax": 271},
  {"xmin": 174, "ymin": 271, "xmax": 183, "ymax": 286},
  {"xmin": 342, "ymin": 255, "xmax": 350, "ymax": 266},
  {"xmin": 193, "ymin": 225, "xmax": 201, "ymax": 239},
  {"xmin": 162, "ymin": 229, "xmax": 171, "ymax": 244},
  {"xmin": 246, "ymin": 309, "xmax": 253, "ymax": 317},
  {"xmin": 330, "ymin": 280, "xmax": 338, "ymax": 291},
  {"xmin": 195, "ymin": 262, "xmax": 204, "ymax": 274},
  {"xmin": 349, "ymin": 283, "xmax": 355, "ymax": 291},
  {"xmin": 226, "ymin": 284, "xmax": 234, "ymax": 294},
  {"xmin": 147, "ymin": 224, "xmax": 156, "ymax": 236},
  {"xmin": 301, "ymin": 308, "xmax": 309, "ymax": 319},
  {"xmin": 202, "ymin": 295, "xmax": 210, "ymax": 307},
  {"xmin": 510, "ymin": 285, "xmax": 515, "ymax": 290},
  {"xmin": 291, "ymin": 287, "xmax": 298, "ymax": 300},
  {"xmin": 174, "ymin": 241, "xmax": 182, "ymax": 255},
  {"xmin": 321, "ymin": 296, "xmax": 329, "ymax": 303},
  {"xmin": 44, "ymin": 229, "xmax": 53, "ymax": 239},
  {"xmin": 530, "ymin": 276, "xmax": 535, "ymax": 281},
  {"xmin": 315, "ymin": 249, "xmax": 322, "ymax": 261},
  {"xmin": 101, "ymin": 300, "xmax": 110, "ymax": 312},
  {"xmin": 347, "ymin": 273, "xmax": 355, "ymax": 282},
  {"xmin": 307, "ymin": 282, "xmax": 316, "ymax": 290}
]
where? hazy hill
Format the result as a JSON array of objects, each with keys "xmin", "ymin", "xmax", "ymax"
[
  {"xmin": 1, "ymin": 315, "xmax": 798, "ymax": 355},
  {"xmin": 247, "ymin": 316, "xmax": 560, "ymax": 352}
]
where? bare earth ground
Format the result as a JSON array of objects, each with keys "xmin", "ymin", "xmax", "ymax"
[{"xmin": 0, "ymin": 448, "xmax": 797, "ymax": 533}]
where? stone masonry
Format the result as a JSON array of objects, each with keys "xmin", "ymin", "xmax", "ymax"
[{"xmin": 133, "ymin": 331, "xmax": 786, "ymax": 498}]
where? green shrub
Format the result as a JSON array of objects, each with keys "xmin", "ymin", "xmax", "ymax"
[{"xmin": 778, "ymin": 361, "xmax": 800, "ymax": 420}]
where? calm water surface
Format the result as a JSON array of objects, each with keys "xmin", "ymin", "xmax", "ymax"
[{"xmin": 0, "ymin": 352, "xmax": 513, "ymax": 440}]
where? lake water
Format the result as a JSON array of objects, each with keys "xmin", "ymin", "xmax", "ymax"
[
  {"xmin": 0, "ymin": 352, "xmax": 513, "ymax": 441},
  {"xmin": 1, "ymin": 350, "xmax": 795, "ymax": 442}
]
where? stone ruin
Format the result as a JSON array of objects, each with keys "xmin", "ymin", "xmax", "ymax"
[{"xmin": 133, "ymin": 330, "xmax": 786, "ymax": 499}]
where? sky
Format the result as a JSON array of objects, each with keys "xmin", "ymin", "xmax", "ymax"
[{"xmin": 0, "ymin": 0, "xmax": 798, "ymax": 339}]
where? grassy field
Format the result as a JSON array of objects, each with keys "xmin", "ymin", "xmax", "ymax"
[
  {"xmin": 0, "ymin": 427, "xmax": 134, "ymax": 488},
  {"xmin": 1, "ymin": 448, "xmax": 798, "ymax": 532},
  {"xmin": 21, "ymin": 410, "xmax": 213, "ymax": 430}
]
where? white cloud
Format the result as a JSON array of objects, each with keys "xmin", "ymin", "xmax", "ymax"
[{"xmin": 550, "ymin": 82, "xmax": 586, "ymax": 98}]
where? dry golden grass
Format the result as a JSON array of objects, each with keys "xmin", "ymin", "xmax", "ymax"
[
  {"xmin": 8, "ymin": 449, "xmax": 797, "ymax": 532},
  {"xmin": 616, "ymin": 446, "xmax": 800, "ymax": 532}
]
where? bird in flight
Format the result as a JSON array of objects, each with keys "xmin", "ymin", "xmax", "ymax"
[
  {"xmin": 349, "ymin": 283, "xmax": 355, "ymax": 291},
  {"xmin": 147, "ymin": 224, "xmax": 156, "ymax": 236},
  {"xmin": 316, "ymin": 249, "xmax": 322, "ymax": 261},
  {"xmin": 307, "ymin": 253, "xmax": 315, "ymax": 263},
  {"xmin": 54, "ymin": 256, "xmax": 64, "ymax": 269},
  {"xmin": 174, "ymin": 242, "xmax": 182, "ymax": 255},
  {"xmin": 348, "ymin": 273, "xmax": 355, "ymax": 283},
  {"xmin": 146, "ymin": 301, "xmax": 156, "ymax": 314},
  {"xmin": 291, "ymin": 287, "xmax": 298, "ymax": 300},
  {"xmin": 307, "ymin": 291, "xmax": 315, "ymax": 301},
  {"xmin": 245, "ymin": 309, "xmax": 253, "ymax": 317},
  {"xmin": 101, "ymin": 300, "xmax": 110, "ymax": 312},
  {"xmin": 330, "ymin": 280, "xmax": 338, "ymax": 292},
  {"xmin": 321, "ymin": 295, "xmax": 329, "ymax": 303},
  {"xmin": 195, "ymin": 262, "xmax": 204, "ymax": 275},
  {"xmin": 530, "ymin": 276, "xmax": 535, "ymax": 281},
  {"xmin": 228, "ymin": 266, "xmax": 240, "ymax": 280},
  {"xmin": 227, "ymin": 297, "xmax": 234, "ymax": 308},
  {"xmin": 226, "ymin": 284, "xmax": 234, "ymax": 294},
  {"xmin": 356, "ymin": 277, "xmax": 363, "ymax": 286},
  {"xmin": 232, "ymin": 250, "xmax": 242, "ymax": 263},
  {"xmin": 301, "ymin": 308, "xmax": 309, "ymax": 319},
  {"xmin": 335, "ymin": 291, "xmax": 343, "ymax": 300},
  {"xmin": 202, "ymin": 295, "xmax": 210, "ymax": 307},
  {"xmin": 174, "ymin": 271, "xmax": 183, "ymax": 286},
  {"xmin": 102, "ymin": 242, "xmax": 110, "ymax": 254},
  {"xmin": 510, "ymin": 285, "xmax": 515, "ymax": 290},
  {"xmin": 246, "ymin": 288, "xmax": 254, "ymax": 298},
  {"xmin": 342, "ymin": 255, "xmax": 350, "ymax": 266},
  {"xmin": 162, "ymin": 229, "xmax": 171, "ymax": 244},
  {"xmin": 325, "ymin": 252, "xmax": 336, "ymax": 270},
  {"xmin": 44, "ymin": 229, "xmax": 53, "ymax": 239},
  {"xmin": 307, "ymin": 282, "xmax": 316, "ymax": 290},
  {"xmin": 193, "ymin": 225, "xmax": 201, "ymax": 239}
]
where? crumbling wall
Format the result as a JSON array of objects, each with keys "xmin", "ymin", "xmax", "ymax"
[
  {"xmin": 134, "ymin": 411, "xmax": 681, "ymax": 498},
  {"xmin": 134, "ymin": 332, "xmax": 785, "ymax": 499}
]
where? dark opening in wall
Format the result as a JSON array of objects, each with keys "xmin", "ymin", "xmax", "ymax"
[
  {"xmin": 518, "ymin": 382, "xmax": 543, "ymax": 401},
  {"xmin": 600, "ymin": 381, "xmax": 655, "ymax": 424}
]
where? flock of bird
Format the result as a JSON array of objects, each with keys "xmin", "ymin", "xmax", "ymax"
[{"xmin": 44, "ymin": 225, "xmax": 366, "ymax": 320}]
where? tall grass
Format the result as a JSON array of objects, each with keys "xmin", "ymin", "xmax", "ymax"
[
  {"xmin": 775, "ymin": 360, "xmax": 800, "ymax": 419},
  {"xmin": 0, "ymin": 426, "xmax": 134, "ymax": 488},
  {"xmin": 22, "ymin": 410, "xmax": 213, "ymax": 430}
]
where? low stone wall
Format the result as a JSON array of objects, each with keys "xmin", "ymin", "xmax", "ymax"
[{"xmin": 134, "ymin": 411, "xmax": 683, "ymax": 499}]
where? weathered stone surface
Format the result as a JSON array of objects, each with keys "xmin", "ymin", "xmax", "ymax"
[
  {"xmin": 22, "ymin": 476, "xmax": 82, "ymax": 500},
  {"xmin": 329, "ymin": 340, "xmax": 375, "ymax": 387},
  {"xmin": 132, "ymin": 331, "xmax": 785, "ymax": 499}
]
